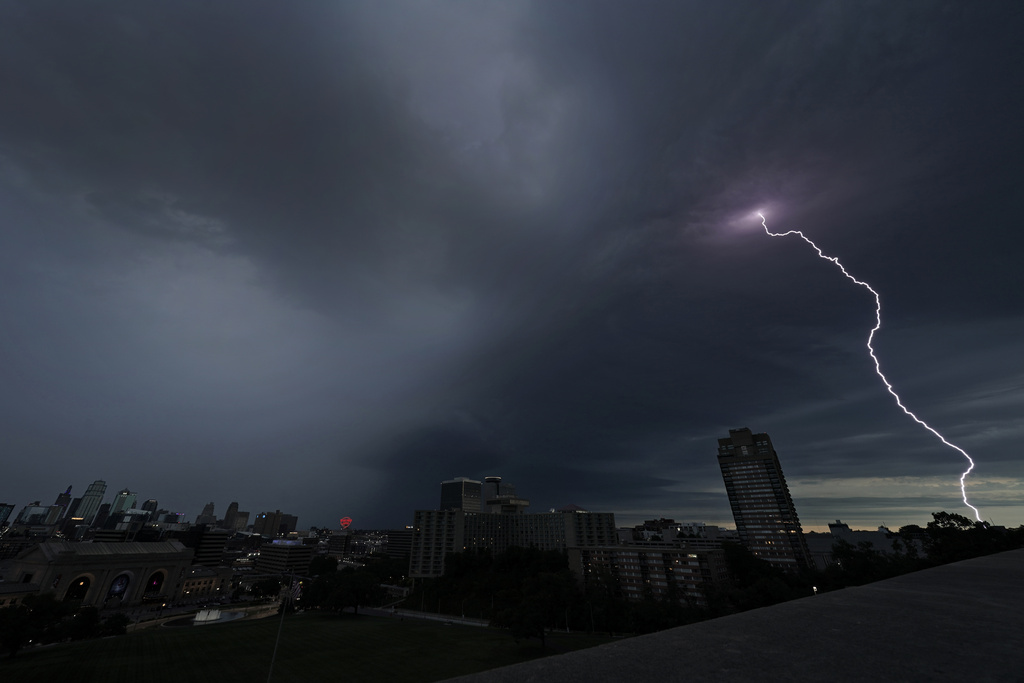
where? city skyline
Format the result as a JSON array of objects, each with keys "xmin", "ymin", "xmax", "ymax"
[{"xmin": 1, "ymin": 3, "xmax": 1022, "ymax": 531}]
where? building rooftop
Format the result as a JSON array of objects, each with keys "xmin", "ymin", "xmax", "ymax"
[
  {"xmin": 31, "ymin": 541, "xmax": 188, "ymax": 560},
  {"xmin": 446, "ymin": 548, "xmax": 1024, "ymax": 682}
]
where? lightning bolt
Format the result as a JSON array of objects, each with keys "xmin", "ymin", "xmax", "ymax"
[{"xmin": 758, "ymin": 212, "xmax": 981, "ymax": 521}]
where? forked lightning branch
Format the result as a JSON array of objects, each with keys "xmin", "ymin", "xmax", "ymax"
[{"xmin": 757, "ymin": 212, "xmax": 981, "ymax": 521}]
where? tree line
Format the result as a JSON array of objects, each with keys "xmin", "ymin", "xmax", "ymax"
[{"xmin": 0, "ymin": 594, "xmax": 130, "ymax": 658}]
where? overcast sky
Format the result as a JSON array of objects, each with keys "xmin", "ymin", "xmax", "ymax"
[{"xmin": 2, "ymin": 1, "xmax": 1022, "ymax": 532}]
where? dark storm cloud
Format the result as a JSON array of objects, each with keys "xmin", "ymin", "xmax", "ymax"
[{"xmin": 1, "ymin": 1, "xmax": 1022, "ymax": 529}]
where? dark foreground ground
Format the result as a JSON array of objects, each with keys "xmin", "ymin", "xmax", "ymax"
[
  {"xmin": 446, "ymin": 548, "xmax": 1024, "ymax": 683},
  {"xmin": 0, "ymin": 608, "xmax": 610, "ymax": 682}
]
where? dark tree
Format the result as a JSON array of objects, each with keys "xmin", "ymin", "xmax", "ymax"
[{"xmin": 309, "ymin": 555, "xmax": 339, "ymax": 576}]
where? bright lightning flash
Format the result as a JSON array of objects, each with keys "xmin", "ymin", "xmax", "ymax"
[{"xmin": 757, "ymin": 212, "xmax": 982, "ymax": 521}]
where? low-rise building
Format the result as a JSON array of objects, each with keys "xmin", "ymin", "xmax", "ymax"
[
  {"xmin": 256, "ymin": 540, "xmax": 313, "ymax": 575},
  {"xmin": 568, "ymin": 545, "xmax": 729, "ymax": 606}
]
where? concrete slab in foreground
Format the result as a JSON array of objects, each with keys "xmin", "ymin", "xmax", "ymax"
[{"xmin": 446, "ymin": 549, "xmax": 1024, "ymax": 683}]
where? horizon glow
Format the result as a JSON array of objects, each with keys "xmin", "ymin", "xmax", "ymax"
[{"xmin": 757, "ymin": 212, "xmax": 982, "ymax": 522}]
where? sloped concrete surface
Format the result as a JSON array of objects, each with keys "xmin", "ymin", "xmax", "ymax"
[{"xmin": 446, "ymin": 549, "xmax": 1024, "ymax": 682}]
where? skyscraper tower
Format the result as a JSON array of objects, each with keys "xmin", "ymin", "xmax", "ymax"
[
  {"xmin": 717, "ymin": 428, "xmax": 811, "ymax": 571},
  {"xmin": 440, "ymin": 478, "xmax": 482, "ymax": 512},
  {"xmin": 223, "ymin": 501, "xmax": 239, "ymax": 530},
  {"xmin": 53, "ymin": 485, "xmax": 73, "ymax": 519},
  {"xmin": 110, "ymin": 488, "xmax": 138, "ymax": 514},
  {"xmin": 77, "ymin": 480, "xmax": 107, "ymax": 526},
  {"xmin": 141, "ymin": 499, "xmax": 159, "ymax": 521},
  {"xmin": 196, "ymin": 502, "xmax": 217, "ymax": 525}
]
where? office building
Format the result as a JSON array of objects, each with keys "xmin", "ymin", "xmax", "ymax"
[
  {"xmin": 568, "ymin": 545, "xmax": 729, "ymax": 605},
  {"xmin": 256, "ymin": 540, "xmax": 313, "ymax": 575},
  {"xmin": 253, "ymin": 510, "xmax": 296, "ymax": 537},
  {"xmin": 77, "ymin": 480, "xmax": 107, "ymax": 526},
  {"xmin": 141, "ymin": 499, "xmax": 159, "ymax": 521},
  {"xmin": 483, "ymin": 476, "xmax": 530, "ymax": 514},
  {"xmin": 53, "ymin": 486, "xmax": 73, "ymax": 519},
  {"xmin": 196, "ymin": 502, "xmax": 217, "ymax": 525},
  {"xmin": 15, "ymin": 502, "xmax": 61, "ymax": 526},
  {"xmin": 231, "ymin": 510, "xmax": 250, "ymax": 532},
  {"xmin": 64, "ymin": 497, "xmax": 82, "ymax": 521},
  {"xmin": 110, "ymin": 488, "xmax": 137, "ymax": 514},
  {"xmin": 92, "ymin": 503, "xmax": 112, "ymax": 530},
  {"xmin": 223, "ymin": 501, "xmax": 239, "ymax": 530},
  {"xmin": 440, "ymin": 477, "xmax": 482, "ymax": 512},
  {"xmin": 180, "ymin": 525, "xmax": 230, "ymax": 567},
  {"xmin": 409, "ymin": 509, "xmax": 464, "ymax": 577},
  {"xmin": 384, "ymin": 527, "xmax": 414, "ymax": 559},
  {"xmin": 410, "ymin": 507, "xmax": 617, "ymax": 577},
  {"xmin": 0, "ymin": 503, "xmax": 14, "ymax": 527},
  {"xmin": 716, "ymin": 427, "xmax": 812, "ymax": 571},
  {"xmin": 279, "ymin": 514, "xmax": 298, "ymax": 534}
]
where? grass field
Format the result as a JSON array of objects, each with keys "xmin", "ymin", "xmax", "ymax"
[{"xmin": 0, "ymin": 612, "xmax": 614, "ymax": 682}]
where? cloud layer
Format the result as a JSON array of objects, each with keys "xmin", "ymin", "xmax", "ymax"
[{"xmin": 1, "ymin": 1, "xmax": 1022, "ymax": 530}]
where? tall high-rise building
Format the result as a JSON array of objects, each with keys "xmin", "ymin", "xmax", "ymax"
[
  {"xmin": 77, "ymin": 480, "xmax": 107, "ymax": 526},
  {"xmin": 141, "ymin": 499, "xmax": 159, "ymax": 521},
  {"xmin": 232, "ymin": 510, "xmax": 250, "ymax": 532},
  {"xmin": 223, "ymin": 502, "xmax": 239, "ymax": 530},
  {"xmin": 93, "ymin": 503, "xmax": 112, "ymax": 529},
  {"xmin": 0, "ymin": 503, "xmax": 16, "ymax": 526},
  {"xmin": 110, "ymin": 488, "xmax": 138, "ymax": 514},
  {"xmin": 482, "ymin": 476, "xmax": 529, "ymax": 514},
  {"xmin": 716, "ymin": 427, "xmax": 811, "ymax": 571},
  {"xmin": 196, "ymin": 502, "xmax": 217, "ymax": 525},
  {"xmin": 253, "ymin": 510, "xmax": 293, "ymax": 537},
  {"xmin": 53, "ymin": 485, "xmax": 73, "ymax": 519},
  {"xmin": 440, "ymin": 477, "xmax": 482, "ymax": 512}
]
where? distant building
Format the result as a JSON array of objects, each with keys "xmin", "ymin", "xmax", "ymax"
[
  {"xmin": 482, "ymin": 476, "xmax": 530, "ymax": 514},
  {"xmin": 232, "ymin": 510, "xmax": 250, "ymax": 532},
  {"xmin": 92, "ymin": 503, "xmax": 112, "ymax": 530},
  {"xmin": 162, "ymin": 512, "xmax": 187, "ymax": 525},
  {"xmin": 804, "ymin": 520, "xmax": 912, "ymax": 571},
  {"xmin": 253, "ymin": 510, "xmax": 296, "ymax": 537},
  {"xmin": 414, "ymin": 477, "xmax": 617, "ymax": 577},
  {"xmin": 0, "ymin": 503, "xmax": 14, "ymax": 527},
  {"xmin": 384, "ymin": 527, "xmax": 414, "ymax": 559},
  {"xmin": 179, "ymin": 566, "xmax": 232, "ymax": 604},
  {"xmin": 410, "ymin": 506, "xmax": 618, "ymax": 578},
  {"xmin": 256, "ymin": 540, "xmax": 313, "ymax": 575},
  {"xmin": 325, "ymin": 531, "xmax": 351, "ymax": 558},
  {"xmin": 196, "ymin": 502, "xmax": 217, "ymax": 525},
  {"xmin": 64, "ymin": 497, "xmax": 82, "ymax": 521},
  {"xmin": 568, "ymin": 545, "xmax": 729, "ymax": 605},
  {"xmin": 717, "ymin": 427, "xmax": 812, "ymax": 571},
  {"xmin": 440, "ymin": 477, "xmax": 482, "ymax": 512},
  {"xmin": 223, "ymin": 502, "xmax": 239, "ymax": 530},
  {"xmin": 0, "ymin": 540, "xmax": 193, "ymax": 608},
  {"xmin": 92, "ymin": 528, "xmax": 131, "ymax": 543},
  {"xmin": 179, "ymin": 525, "xmax": 230, "ymax": 567},
  {"xmin": 77, "ymin": 480, "xmax": 107, "ymax": 526},
  {"xmin": 53, "ymin": 485, "xmax": 73, "ymax": 519},
  {"xmin": 280, "ymin": 514, "xmax": 298, "ymax": 535},
  {"xmin": 15, "ymin": 502, "xmax": 60, "ymax": 526},
  {"xmin": 110, "ymin": 488, "xmax": 137, "ymax": 514},
  {"xmin": 141, "ymin": 499, "xmax": 159, "ymax": 521},
  {"xmin": 253, "ymin": 510, "xmax": 282, "ymax": 537}
]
